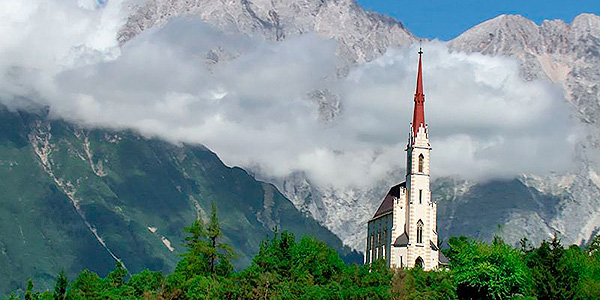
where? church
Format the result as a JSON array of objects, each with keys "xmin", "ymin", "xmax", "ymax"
[{"xmin": 364, "ymin": 49, "xmax": 441, "ymax": 270}]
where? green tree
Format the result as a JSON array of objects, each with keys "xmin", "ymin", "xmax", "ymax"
[
  {"xmin": 444, "ymin": 236, "xmax": 532, "ymax": 300},
  {"xmin": 105, "ymin": 262, "xmax": 128, "ymax": 288},
  {"xmin": 176, "ymin": 204, "xmax": 234, "ymax": 279},
  {"xmin": 69, "ymin": 270, "xmax": 103, "ymax": 300},
  {"xmin": 587, "ymin": 235, "xmax": 600, "ymax": 260},
  {"xmin": 523, "ymin": 237, "xmax": 570, "ymax": 300},
  {"xmin": 392, "ymin": 268, "xmax": 456, "ymax": 300},
  {"xmin": 127, "ymin": 269, "xmax": 165, "ymax": 297},
  {"xmin": 52, "ymin": 270, "xmax": 68, "ymax": 300},
  {"xmin": 24, "ymin": 279, "xmax": 35, "ymax": 300},
  {"xmin": 206, "ymin": 203, "xmax": 234, "ymax": 276}
]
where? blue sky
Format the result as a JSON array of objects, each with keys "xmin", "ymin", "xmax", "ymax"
[{"xmin": 356, "ymin": 0, "xmax": 600, "ymax": 40}]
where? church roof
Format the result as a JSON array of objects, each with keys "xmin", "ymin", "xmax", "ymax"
[
  {"xmin": 430, "ymin": 240, "xmax": 439, "ymax": 251},
  {"xmin": 394, "ymin": 231, "xmax": 409, "ymax": 247},
  {"xmin": 372, "ymin": 182, "xmax": 406, "ymax": 219},
  {"xmin": 439, "ymin": 251, "xmax": 450, "ymax": 265},
  {"xmin": 411, "ymin": 49, "xmax": 426, "ymax": 138}
]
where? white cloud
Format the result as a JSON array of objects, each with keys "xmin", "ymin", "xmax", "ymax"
[{"xmin": 0, "ymin": 2, "xmax": 576, "ymax": 190}]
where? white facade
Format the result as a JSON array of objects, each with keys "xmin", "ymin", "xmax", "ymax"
[{"xmin": 365, "ymin": 125, "xmax": 439, "ymax": 270}]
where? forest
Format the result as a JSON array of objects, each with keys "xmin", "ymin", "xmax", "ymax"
[{"xmin": 4, "ymin": 205, "xmax": 600, "ymax": 300}]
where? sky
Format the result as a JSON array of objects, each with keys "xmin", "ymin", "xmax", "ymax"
[{"xmin": 357, "ymin": 0, "xmax": 600, "ymax": 40}]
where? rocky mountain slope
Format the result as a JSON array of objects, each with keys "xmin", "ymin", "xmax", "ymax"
[
  {"xmin": 446, "ymin": 13, "xmax": 600, "ymax": 246},
  {"xmin": 118, "ymin": 0, "xmax": 600, "ymax": 251},
  {"xmin": 0, "ymin": 106, "xmax": 359, "ymax": 296},
  {"xmin": 119, "ymin": 0, "xmax": 416, "ymax": 68}
]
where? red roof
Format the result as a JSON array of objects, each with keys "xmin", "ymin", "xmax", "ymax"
[
  {"xmin": 412, "ymin": 49, "xmax": 425, "ymax": 138},
  {"xmin": 372, "ymin": 182, "xmax": 405, "ymax": 219}
]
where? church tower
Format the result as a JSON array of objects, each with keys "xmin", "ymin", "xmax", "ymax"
[{"xmin": 365, "ymin": 49, "xmax": 440, "ymax": 270}]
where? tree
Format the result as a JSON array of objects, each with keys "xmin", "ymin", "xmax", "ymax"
[
  {"xmin": 523, "ymin": 237, "xmax": 567, "ymax": 300},
  {"xmin": 24, "ymin": 279, "xmax": 35, "ymax": 300},
  {"xmin": 53, "ymin": 270, "xmax": 68, "ymax": 300},
  {"xmin": 444, "ymin": 236, "xmax": 532, "ymax": 300},
  {"xmin": 105, "ymin": 262, "xmax": 128, "ymax": 288},
  {"xmin": 206, "ymin": 203, "xmax": 234, "ymax": 276},
  {"xmin": 69, "ymin": 270, "xmax": 103, "ymax": 300},
  {"xmin": 127, "ymin": 269, "xmax": 165, "ymax": 297},
  {"xmin": 176, "ymin": 204, "xmax": 234, "ymax": 278},
  {"xmin": 179, "ymin": 216, "xmax": 211, "ymax": 277},
  {"xmin": 587, "ymin": 235, "xmax": 600, "ymax": 258},
  {"xmin": 392, "ymin": 268, "xmax": 457, "ymax": 300}
]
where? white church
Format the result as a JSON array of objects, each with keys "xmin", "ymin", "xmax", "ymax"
[{"xmin": 364, "ymin": 49, "xmax": 444, "ymax": 270}]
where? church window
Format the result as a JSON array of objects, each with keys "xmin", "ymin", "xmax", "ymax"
[
  {"xmin": 400, "ymin": 256, "xmax": 403, "ymax": 268},
  {"xmin": 417, "ymin": 220, "xmax": 423, "ymax": 244},
  {"xmin": 418, "ymin": 154, "xmax": 424, "ymax": 173},
  {"xmin": 419, "ymin": 189, "xmax": 423, "ymax": 204},
  {"xmin": 371, "ymin": 235, "xmax": 375, "ymax": 251},
  {"xmin": 415, "ymin": 257, "xmax": 424, "ymax": 269}
]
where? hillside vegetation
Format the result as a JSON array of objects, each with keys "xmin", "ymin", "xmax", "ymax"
[
  {"xmin": 0, "ymin": 106, "xmax": 359, "ymax": 296},
  {"xmin": 5, "ymin": 206, "xmax": 600, "ymax": 300}
]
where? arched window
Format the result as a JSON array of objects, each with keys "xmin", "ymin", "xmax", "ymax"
[
  {"xmin": 415, "ymin": 257, "xmax": 424, "ymax": 269},
  {"xmin": 418, "ymin": 154, "xmax": 424, "ymax": 173},
  {"xmin": 417, "ymin": 220, "xmax": 423, "ymax": 244}
]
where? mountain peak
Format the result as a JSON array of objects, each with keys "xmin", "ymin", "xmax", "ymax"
[
  {"xmin": 448, "ymin": 13, "xmax": 599, "ymax": 57},
  {"xmin": 119, "ymin": 0, "xmax": 416, "ymax": 65},
  {"xmin": 448, "ymin": 14, "xmax": 541, "ymax": 56},
  {"xmin": 572, "ymin": 13, "xmax": 600, "ymax": 38}
]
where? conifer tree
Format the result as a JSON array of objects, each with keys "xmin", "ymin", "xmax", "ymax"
[
  {"xmin": 177, "ymin": 203, "xmax": 234, "ymax": 278},
  {"xmin": 53, "ymin": 270, "xmax": 68, "ymax": 300},
  {"xmin": 207, "ymin": 203, "xmax": 234, "ymax": 276},
  {"xmin": 24, "ymin": 279, "xmax": 36, "ymax": 300}
]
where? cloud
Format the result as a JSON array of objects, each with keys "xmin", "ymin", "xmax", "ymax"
[
  {"xmin": 0, "ymin": 0, "xmax": 124, "ymax": 110},
  {"xmin": 0, "ymin": 1, "xmax": 576, "ymax": 190},
  {"xmin": 340, "ymin": 46, "xmax": 574, "ymax": 181}
]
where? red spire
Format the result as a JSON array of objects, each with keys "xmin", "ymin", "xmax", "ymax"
[{"xmin": 412, "ymin": 48, "xmax": 425, "ymax": 138}]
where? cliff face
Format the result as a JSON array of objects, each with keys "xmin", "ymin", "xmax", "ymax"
[
  {"xmin": 447, "ymin": 14, "xmax": 600, "ymax": 247},
  {"xmin": 119, "ymin": 0, "xmax": 416, "ymax": 67}
]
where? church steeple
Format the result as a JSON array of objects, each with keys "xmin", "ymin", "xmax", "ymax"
[
  {"xmin": 365, "ymin": 45, "xmax": 439, "ymax": 271},
  {"xmin": 411, "ymin": 48, "xmax": 425, "ymax": 138}
]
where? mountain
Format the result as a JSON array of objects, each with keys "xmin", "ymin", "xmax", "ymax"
[
  {"xmin": 0, "ymin": 106, "xmax": 359, "ymax": 296},
  {"xmin": 445, "ymin": 13, "xmax": 600, "ymax": 246},
  {"xmin": 119, "ymin": 2, "xmax": 600, "ymax": 250},
  {"xmin": 119, "ymin": 0, "xmax": 416, "ymax": 67}
]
